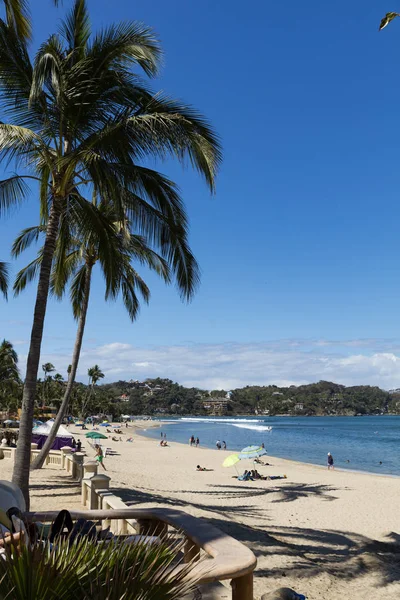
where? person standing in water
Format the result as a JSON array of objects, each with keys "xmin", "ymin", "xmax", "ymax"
[{"xmin": 327, "ymin": 452, "xmax": 334, "ymax": 470}]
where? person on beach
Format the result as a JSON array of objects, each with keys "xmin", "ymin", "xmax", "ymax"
[
  {"xmin": 216, "ymin": 440, "xmax": 221, "ymax": 450},
  {"xmin": 196, "ymin": 437, "xmax": 199, "ymax": 447},
  {"xmin": 161, "ymin": 431, "xmax": 163, "ymax": 438},
  {"xmin": 76, "ymin": 439, "xmax": 82, "ymax": 452},
  {"xmin": 222, "ymin": 441, "xmax": 226, "ymax": 450},
  {"xmin": 327, "ymin": 452, "xmax": 334, "ymax": 470},
  {"xmin": 189, "ymin": 435, "xmax": 195, "ymax": 446},
  {"xmin": 95, "ymin": 444, "xmax": 106, "ymax": 470}
]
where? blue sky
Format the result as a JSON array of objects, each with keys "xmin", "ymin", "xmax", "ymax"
[{"xmin": 2, "ymin": 0, "xmax": 400, "ymax": 389}]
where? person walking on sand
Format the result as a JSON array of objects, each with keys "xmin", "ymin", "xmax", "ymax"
[
  {"xmin": 95, "ymin": 444, "xmax": 107, "ymax": 470},
  {"xmin": 327, "ymin": 452, "xmax": 334, "ymax": 470},
  {"xmin": 216, "ymin": 440, "xmax": 221, "ymax": 450},
  {"xmin": 196, "ymin": 437, "xmax": 200, "ymax": 447},
  {"xmin": 222, "ymin": 441, "xmax": 227, "ymax": 450}
]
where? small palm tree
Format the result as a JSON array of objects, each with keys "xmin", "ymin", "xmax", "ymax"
[
  {"xmin": 41, "ymin": 362, "xmax": 55, "ymax": 405},
  {"xmin": 85, "ymin": 365, "xmax": 105, "ymax": 415},
  {"xmin": 0, "ymin": 339, "xmax": 19, "ymax": 383},
  {"xmin": 0, "ymin": 261, "xmax": 8, "ymax": 298},
  {"xmin": 0, "ymin": 339, "xmax": 21, "ymax": 412},
  {"xmin": 0, "ymin": 534, "xmax": 202, "ymax": 599}
]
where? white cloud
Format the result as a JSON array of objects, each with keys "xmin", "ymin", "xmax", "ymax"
[{"xmin": 14, "ymin": 338, "xmax": 400, "ymax": 390}]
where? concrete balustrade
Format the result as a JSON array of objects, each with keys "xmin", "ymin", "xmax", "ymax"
[
  {"xmin": 61, "ymin": 447, "xmax": 72, "ymax": 469},
  {"xmin": 71, "ymin": 452, "xmax": 85, "ymax": 481}
]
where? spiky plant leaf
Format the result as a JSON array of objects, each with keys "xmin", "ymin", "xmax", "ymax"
[{"xmin": 0, "ymin": 261, "xmax": 8, "ymax": 298}]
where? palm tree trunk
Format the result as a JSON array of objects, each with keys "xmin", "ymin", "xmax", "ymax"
[
  {"xmin": 12, "ymin": 199, "xmax": 62, "ymax": 508},
  {"xmin": 31, "ymin": 263, "xmax": 93, "ymax": 470}
]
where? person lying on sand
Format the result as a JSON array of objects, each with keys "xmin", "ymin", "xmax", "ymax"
[
  {"xmin": 196, "ymin": 465, "xmax": 213, "ymax": 471},
  {"xmin": 160, "ymin": 440, "xmax": 168, "ymax": 446}
]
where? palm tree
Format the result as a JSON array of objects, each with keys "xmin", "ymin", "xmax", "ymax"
[
  {"xmin": 0, "ymin": 339, "xmax": 19, "ymax": 384},
  {"xmin": 0, "ymin": 339, "xmax": 21, "ymax": 412},
  {"xmin": 13, "ymin": 198, "xmax": 177, "ymax": 467},
  {"xmin": 0, "ymin": 261, "xmax": 8, "ymax": 298},
  {"xmin": 1, "ymin": 0, "xmax": 220, "ymax": 505},
  {"xmin": 84, "ymin": 365, "xmax": 104, "ymax": 416},
  {"xmin": 41, "ymin": 361, "xmax": 55, "ymax": 405}
]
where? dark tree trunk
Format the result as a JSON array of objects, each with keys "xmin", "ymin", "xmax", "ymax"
[
  {"xmin": 12, "ymin": 199, "xmax": 61, "ymax": 508},
  {"xmin": 31, "ymin": 263, "xmax": 93, "ymax": 470}
]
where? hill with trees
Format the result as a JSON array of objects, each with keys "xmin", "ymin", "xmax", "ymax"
[{"xmin": 100, "ymin": 378, "xmax": 400, "ymax": 417}]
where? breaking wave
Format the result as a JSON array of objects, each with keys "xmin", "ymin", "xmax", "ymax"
[
  {"xmin": 180, "ymin": 417, "xmax": 266, "ymax": 424},
  {"xmin": 231, "ymin": 424, "xmax": 273, "ymax": 432}
]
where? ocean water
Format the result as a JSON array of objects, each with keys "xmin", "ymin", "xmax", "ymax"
[{"xmin": 141, "ymin": 416, "xmax": 400, "ymax": 476}]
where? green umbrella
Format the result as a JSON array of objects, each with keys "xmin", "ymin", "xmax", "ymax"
[{"xmin": 85, "ymin": 431, "xmax": 107, "ymax": 440}]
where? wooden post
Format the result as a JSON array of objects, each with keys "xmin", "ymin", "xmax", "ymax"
[
  {"xmin": 137, "ymin": 519, "xmax": 168, "ymax": 537},
  {"xmin": 231, "ymin": 573, "xmax": 253, "ymax": 600}
]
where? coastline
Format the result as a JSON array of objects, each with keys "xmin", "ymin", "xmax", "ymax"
[{"xmin": 135, "ymin": 420, "xmax": 400, "ymax": 480}]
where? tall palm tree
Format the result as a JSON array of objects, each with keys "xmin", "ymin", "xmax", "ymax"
[
  {"xmin": 0, "ymin": 261, "xmax": 8, "ymax": 298},
  {"xmin": 0, "ymin": 0, "xmax": 220, "ymax": 505},
  {"xmin": 13, "ymin": 198, "xmax": 176, "ymax": 467}
]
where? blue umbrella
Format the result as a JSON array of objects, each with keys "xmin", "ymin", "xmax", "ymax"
[
  {"xmin": 99, "ymin": 423, "xmax": 110, "ymax": 427},
  {"xmin": 238, "ymin": 445, "xmax": 267, "ymax": 460}
]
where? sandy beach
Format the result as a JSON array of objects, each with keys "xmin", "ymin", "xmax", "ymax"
[{"xmin": 1, "ymin": 421, "xmax": 399, "ymax": 599}]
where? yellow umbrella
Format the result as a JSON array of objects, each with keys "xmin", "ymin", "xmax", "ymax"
[{"xmin": 223, "ymin": 454, "xmax": 241, "ymax": 475}]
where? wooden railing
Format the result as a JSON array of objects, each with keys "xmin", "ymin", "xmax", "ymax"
[{"xmin": 25, "ymin": 507, "xmax": 256, "ymax": 600}]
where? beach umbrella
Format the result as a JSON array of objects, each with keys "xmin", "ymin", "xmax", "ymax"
[
  {"xmin": 85, "ymin": 431, "xmax": 107, "ymax": 440},
  {"xmin": 222, "ymin": 453, "xmax": 240, "ymax": 475},
  {"xmin": 238, "ymin": 445, "xmax": 267, "ymax": 461},
  {"xmin": 223, "ymin": 454, "xmax": 240, "ymax": 468}
]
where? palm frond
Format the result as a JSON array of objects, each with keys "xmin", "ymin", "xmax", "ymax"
[
  {"xmin": 70, "ymin": 263, "xmax": 87, "ymax": 318},
  {"xmin": 88, "ymin": 21, "xmax": 162, "ymax": 77},
  {"xmin": 3, "ymin": 0, "xmax": 31, "ymax": 42},
  {"xmin": 60, "ymin": 0, "xmax": 90, "ymax": 58},
  {"xmin": 0, "ymin": 260, "xmax": 9, "ymax": 298},
  {"xmin": 30, "ymin": 34, "xmax": 65, "ymax": 107},
  {"xmin": 119, "ymin": 265, "xmax": 150, "ymax": 320},
  {"xmin": 11, "ymin": 224, "xmax": 45, "ymax": 257},
  {"xmin": 13, "ymin": 255, "xmax": 41, "ymax": 296},
  {"xmin": 0, "ymin": 174, "xmax": 29, "ymax": 215}
]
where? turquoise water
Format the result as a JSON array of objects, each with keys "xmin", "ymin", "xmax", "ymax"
[{"xmin": 141, "ymin": 416, "xmax": 400, "ymax": 476}]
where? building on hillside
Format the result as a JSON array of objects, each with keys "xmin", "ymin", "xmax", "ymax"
[
  {"xmin": 294, "ymin": 403, "xmax": 304, "ymax": 411},
  {"xmin": 203, "ymin": 398, "xmax": 228, "ymax": 415},
  {"xmin": 119, "ymin": 394, "xmax": 129, "ymax": 402}
]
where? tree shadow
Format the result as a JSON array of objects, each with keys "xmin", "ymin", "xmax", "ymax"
[
  {"xmin": 112, "ymin": 485, "xmax": 269, "ymax": 521},
  {"xmin": 112, "ymin": 480, "xmax": 400, "ymax": 592}
]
